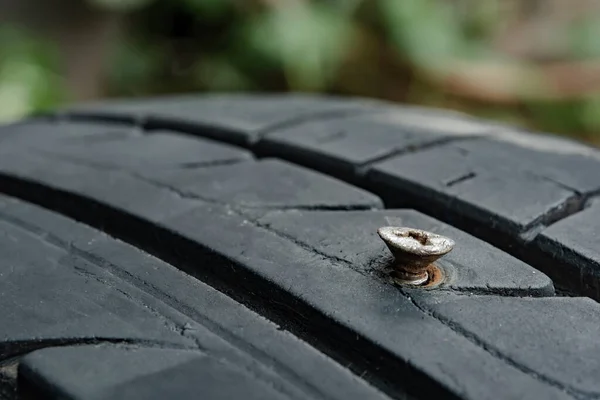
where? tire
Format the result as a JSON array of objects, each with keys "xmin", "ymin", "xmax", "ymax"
[{"xmin": 0, "ymin": 93, "xmax": 599, "ymax": 400}]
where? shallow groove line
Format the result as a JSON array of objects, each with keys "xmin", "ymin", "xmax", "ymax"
[
  {"xmin": 36, "ymin": 150, "xmax": 248, "ymax": 177},
  {"xmin": 69, "ymin": 264, "xmax": 202, "ymax": 347},
  {"xmin": 253, "ymin": 107, "xmax": 387, "ymax": 143},
  {"xmin": 354, "ymin": 136, "xmax": 481, "ymax": 176},
  {"xmin": 247, "ymin": 216, "xmax": 383, "ymax": 278},
  {"xmin": 444, "ymin": 172, "xmax": 477, "ymax": 188}
]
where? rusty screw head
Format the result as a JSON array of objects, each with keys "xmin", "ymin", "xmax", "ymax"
[{"xmin": 377, "ymin": 227, "xmax": 455, "ymax": 286}]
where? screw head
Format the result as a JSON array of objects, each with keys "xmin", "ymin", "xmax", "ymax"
[{"xmin": 377, "ymin": 227, "xmax": 455, "ymax": 286}]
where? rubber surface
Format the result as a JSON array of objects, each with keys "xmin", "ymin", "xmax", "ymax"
[{"xmin": 1, "ymin": 94, "xmax": 600, "ymax": 399}]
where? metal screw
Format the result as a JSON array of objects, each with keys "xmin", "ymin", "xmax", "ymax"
[{"xmin": 377, "ymin": 227, "xmax": 455, "ymax": 286}]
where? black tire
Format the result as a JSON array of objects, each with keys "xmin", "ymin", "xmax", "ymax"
[{"xmin": 0, "ymin": 93, "xmax": 599, "ymax": 400}]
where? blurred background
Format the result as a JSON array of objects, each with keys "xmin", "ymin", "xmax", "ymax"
[{"xmin": 1, "ymin": 0, "xmax": 600, "ymax": 143}]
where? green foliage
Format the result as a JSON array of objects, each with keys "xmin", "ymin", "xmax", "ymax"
[
  {"xmin": 245, "ymin": 3, "xmax": 353, "ymax": 90},
  {"xmin": 0, "ymin": 26, "xmax": 63, "ymax": 122},
  {"xmin": 2, "ymin": 0, "xmax": 600, "ymax": 140}
]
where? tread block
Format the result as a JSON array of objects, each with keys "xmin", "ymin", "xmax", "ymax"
[
  {"xmin": 259, "ymin": 110, "xmax": 492, "ymax": 175},
  {"xmin": 141, "ymin": 159, "xmax": 383, "ymax": 210},
  {"xmin": 451, "ymin": 136, "xmax": 600, "ymax": 194},
  {"xmin": 67, "ymin": 94, "xmax": 383, "ymax": 145},
  {"xmin": 368, "ymin": 140, "xmax": 578, "ymax": 235},
  {"xmin": 0, "ymin": 195, "xmax": 387, "ymax": 400},
  {"xmin": 256, "ymin": 210, "xmax": 554, "ymax": 296},
  {"xmin": 39, "ymin": 131, "xmax": 252, "ymax": 171},
  {"xmin": 535, "ymin": 204, "xmax": 600, "ymax": 297},
  {"xmin": 423, "ymin": 294, "xmax": 600, "ymax": 396},
  {"xmin": 19, "ymin": 346, "xmax": 285, "ymax": 400},
  {"xmin": 0, "ymin": 152, "xmax": 199, "ymax": 223},
  {"xmin": 0, "ymin": 152, "xmax": 381, "ymax": 212}
]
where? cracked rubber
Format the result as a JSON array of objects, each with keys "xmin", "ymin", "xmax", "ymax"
[{"xmin": 1, "ymin": 94, "xmax": 600, "ymax": 400}]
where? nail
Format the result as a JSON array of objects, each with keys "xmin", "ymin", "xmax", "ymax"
[{"xmin": 378, "ymin": 227, "xmax": 455, "ymax": 286}]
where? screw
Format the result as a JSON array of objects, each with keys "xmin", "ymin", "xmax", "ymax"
[{"xmin": 377, "ymin": 227, "xmax": 455, "ymax": 286}]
